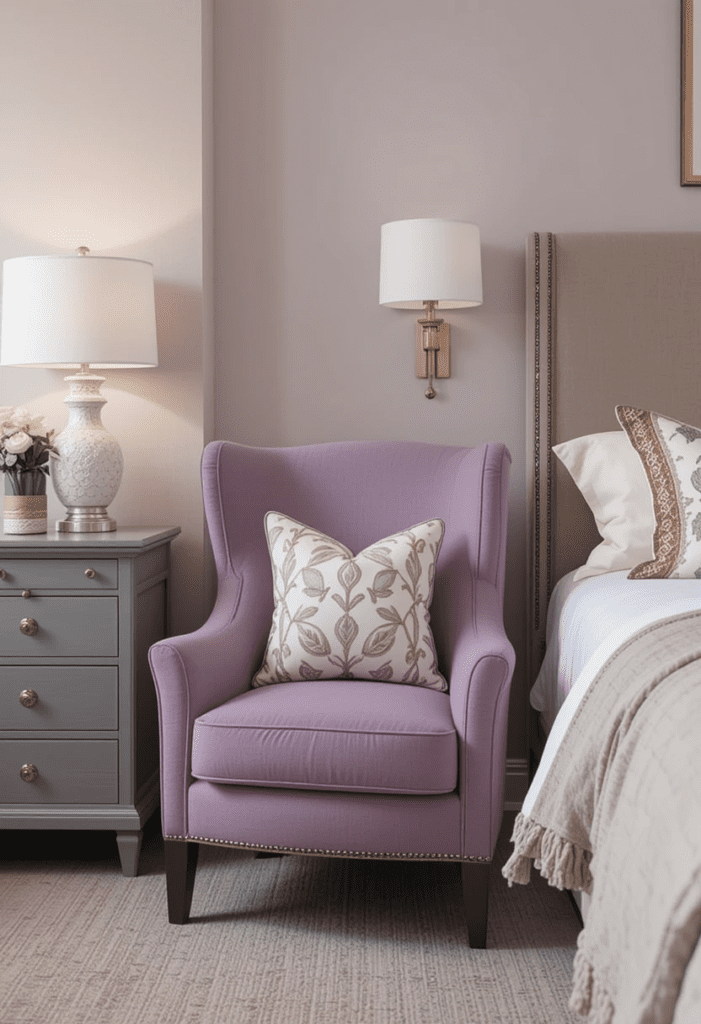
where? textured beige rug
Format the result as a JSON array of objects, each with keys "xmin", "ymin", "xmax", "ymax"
[{"xmin": 0, "ymin": 817, "xmax": 580, "ymax": 1024}]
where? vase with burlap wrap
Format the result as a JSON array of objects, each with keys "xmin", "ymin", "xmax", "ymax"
[
  {"xmin": 4, "ymin": 493, "xmax": 47, "ymax": 534},
  {"xmin": 0, "ymin": 408, "xmax": 59, "ymax": 535},
  {"xmin": 4, "ymin": 469, "xmax": 48, "ymax": 534}
]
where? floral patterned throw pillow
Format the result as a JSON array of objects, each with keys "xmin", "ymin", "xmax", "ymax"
[
  {"xmin": 616, "ymin": 405, "xmax": 701, "ymax": 579},
  {"xmin": 252, "ymin": 513, "xmax": 447, "ymax": 690}
]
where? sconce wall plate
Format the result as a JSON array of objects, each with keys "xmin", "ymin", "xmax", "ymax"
[{"xmin": 415, "ymin": 322, "xmax": 450, "ymax": 379}]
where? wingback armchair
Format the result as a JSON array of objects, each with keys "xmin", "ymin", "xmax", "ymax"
[{"xmin": 149, "ymin": 439, "xmax": 515, "ymax": 948}]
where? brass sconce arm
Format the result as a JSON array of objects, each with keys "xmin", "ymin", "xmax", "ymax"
[{"xmin": 417, "ymin": 300, "xmax": 444, "ymax": 400}]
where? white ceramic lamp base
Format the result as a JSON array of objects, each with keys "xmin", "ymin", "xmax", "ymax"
[{"xmin": 51, "ymin": 371, "xmax": 123, "ymax": 532}]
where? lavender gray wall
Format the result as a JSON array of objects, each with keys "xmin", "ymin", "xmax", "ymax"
[
  {"xmin": 0, "ymin": 0, "xmax": 690, "ymax": 770},
  {"xmin": 213, "ymin": 0, "xmax": 698, "ymax": 766}
]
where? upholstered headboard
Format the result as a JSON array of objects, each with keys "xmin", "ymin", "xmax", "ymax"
[{"xmin": 526, "ymin": 231, "xmax": 701, "ymax": 690}]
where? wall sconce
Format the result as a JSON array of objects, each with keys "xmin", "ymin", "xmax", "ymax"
[
  {"xmin": 379, "ymin": 219, "xmax": 482, "ymax": 399},
  {"xmin": 0, "ymin": 248, "xmax": 158, "ymax": 531}
]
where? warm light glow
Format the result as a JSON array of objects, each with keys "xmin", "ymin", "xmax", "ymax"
[
  {"xmin": 0, "ymin": 2, "xmax": 202, "ymax": 250},
  {"xmin": 0, "ymin": 174, "xmax": 200, "ymax": 253}
]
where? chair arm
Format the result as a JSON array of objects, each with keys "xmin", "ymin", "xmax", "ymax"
[
  {"xmin": 148, "ymin": 573, "xmax": 269, "ymax": 837},
  {"xmin": 448, "ymin": 577, "xmax": 516, "ymax": 859}
]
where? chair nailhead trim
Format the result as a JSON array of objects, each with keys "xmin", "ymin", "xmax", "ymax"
[{"xmin": 164, "ymin": 834, "xmax": 491, "ymax": 863}]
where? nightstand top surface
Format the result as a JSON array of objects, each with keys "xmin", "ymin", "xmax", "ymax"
[{"xmin": 0, "ymin": 526, "xmax": 180, "ymax": 550}]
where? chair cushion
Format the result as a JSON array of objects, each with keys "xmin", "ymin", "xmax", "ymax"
[
  {"xmin": 191, "ymin": 680, "xmax": 457, "ymax": 795},
  {"xmin": 252, "ymin": 512, "xmax": 447, "ymax": 690}
]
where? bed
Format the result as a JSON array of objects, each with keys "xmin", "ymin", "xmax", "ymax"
[{"xmin": 505, "ymin": 233, "xmax": 701, "ymax": 1023}]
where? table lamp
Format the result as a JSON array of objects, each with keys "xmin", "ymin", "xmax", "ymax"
[{"xmin": 0, "ymin": 248, "xmax": 158, "ymax": 531}]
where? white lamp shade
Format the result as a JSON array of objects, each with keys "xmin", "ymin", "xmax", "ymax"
[
  {"xmin": 0, "ymin": 254, "xmax": 158, "ymax": 368},
  {"xmin": 379, "ymin": 219, "xmax": 482, "ymax": 310}
]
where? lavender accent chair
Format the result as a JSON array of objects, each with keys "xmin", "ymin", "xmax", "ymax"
[{"xmin": 149, "ymin": 439, "xmax": 515, "ymax": 948}]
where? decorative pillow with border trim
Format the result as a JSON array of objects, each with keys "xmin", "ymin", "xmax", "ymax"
[
  {"xmin": 252, "ymin": 512, "xmax": 447, "ymax": 690},
  {"xmin": 616, "ymin": 405, "xmax": 701, "ymax": 579}
]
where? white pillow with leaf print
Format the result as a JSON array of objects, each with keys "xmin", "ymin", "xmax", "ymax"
[{"xmin": 252, "ymin": 512, "xmax": 447, "ymax": 691}]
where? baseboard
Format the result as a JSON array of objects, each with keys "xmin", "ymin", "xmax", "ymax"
[{"xmin": 503, "ymin": 758, "xmax": 529, "ymax": 812}]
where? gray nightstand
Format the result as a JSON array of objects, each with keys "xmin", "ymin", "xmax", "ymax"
[{"xmin": 0, "ymin": 527, "xmax": 180, "ymax": 876}]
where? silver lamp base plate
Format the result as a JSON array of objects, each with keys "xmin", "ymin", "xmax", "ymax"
[{"xmin": 56, "ymin": 507, "xmax": 117, "ymax": 532}]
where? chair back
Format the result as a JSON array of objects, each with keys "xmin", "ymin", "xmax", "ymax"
[{"xmin": 202, "ymin": 439, "xmax": 510, "ymax": 677}]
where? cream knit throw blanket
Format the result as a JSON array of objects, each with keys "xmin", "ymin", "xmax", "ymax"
[{"xmin": 503, "ymin": 611, "xmax": 701, "ymax": 1024}]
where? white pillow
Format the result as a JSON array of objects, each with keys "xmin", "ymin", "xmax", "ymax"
[
  {"xmin": 253, "ymin": 512, "xmax": 447, "ymax": 690},
  {"xmin": 552, "ymin": 431, "xmax": 654, "ymax": 581}
]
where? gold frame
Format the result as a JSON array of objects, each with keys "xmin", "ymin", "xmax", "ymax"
[{"xmin": 682, "ymin": 0, "xmax": 701, "ymax": 183}]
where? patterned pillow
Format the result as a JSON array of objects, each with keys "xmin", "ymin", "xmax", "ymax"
[
  {"xmin": 616, "ymin": 406, "xmax": 701, "ymax": 579},
  {"xmin": 252, "ymin": 513, "xmax": 447, "ymax": 690}
]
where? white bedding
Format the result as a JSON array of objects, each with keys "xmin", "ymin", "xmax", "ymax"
[
  {"xmin": 525, "ymin": 569, "xmax": 701, "ymax": 818},
  {"xmin": 530, "ymin": 569, "xmax": 701, "ymax": 731}
]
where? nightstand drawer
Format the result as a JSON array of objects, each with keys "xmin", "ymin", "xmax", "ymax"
[
  {"xmin": 0, "ymin": 597, "xmax": 118, "ymax": 657},
  {"xmin": 0, "ymin": 667, "xmax": 118, "ymax": 730},
  {"xmin": 0, "ymin": 559, "xmax": 118, "ymax": 590},
  {"xmin": 0, "ymin": 739, "xmax": 118, "ymax": 803}
]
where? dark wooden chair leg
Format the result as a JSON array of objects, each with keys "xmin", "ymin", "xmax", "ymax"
[
  {"xmin": 165, "ymin": 840, "xmax": 199, "ymax": 924},
  {"xmin": 462, "ymin": 861, "xmax": 490, "ymax": 949}
]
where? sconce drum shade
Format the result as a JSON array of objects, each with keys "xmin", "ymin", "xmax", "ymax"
[
  {"xmin": 0, "ymin": 255, "xmax": 158, "ymax": 368},
  {"xmin": 379, "ymin": 219, "xmax": 482, "ymax": 310}
]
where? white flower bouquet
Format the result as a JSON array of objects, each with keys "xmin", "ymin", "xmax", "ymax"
[{"xmin": 0, "ymin": 406, "xmax": 60, "ymax": 495}]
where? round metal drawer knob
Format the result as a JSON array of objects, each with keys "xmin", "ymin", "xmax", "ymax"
[
  {"xmin": 84, "ymin": 568, "xmax": 96, "ymax": 579},
  {"xmin": 19, "ymin": 764, "xmax": 39, "ymax": 783},
  {"xmin": 19, "ymin": 617, "xmax": 39, "ymax": 636},
  {"xmin": 19, "ymin": 689, "xmax": 39, "ymax": 708},
  {"xmin": 22, "ymin": 589, "xmax": 31, "ymax": 599},
  {"xmin": 0, "ymin": 569, "xmax": 5, "ymax": 579}
]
